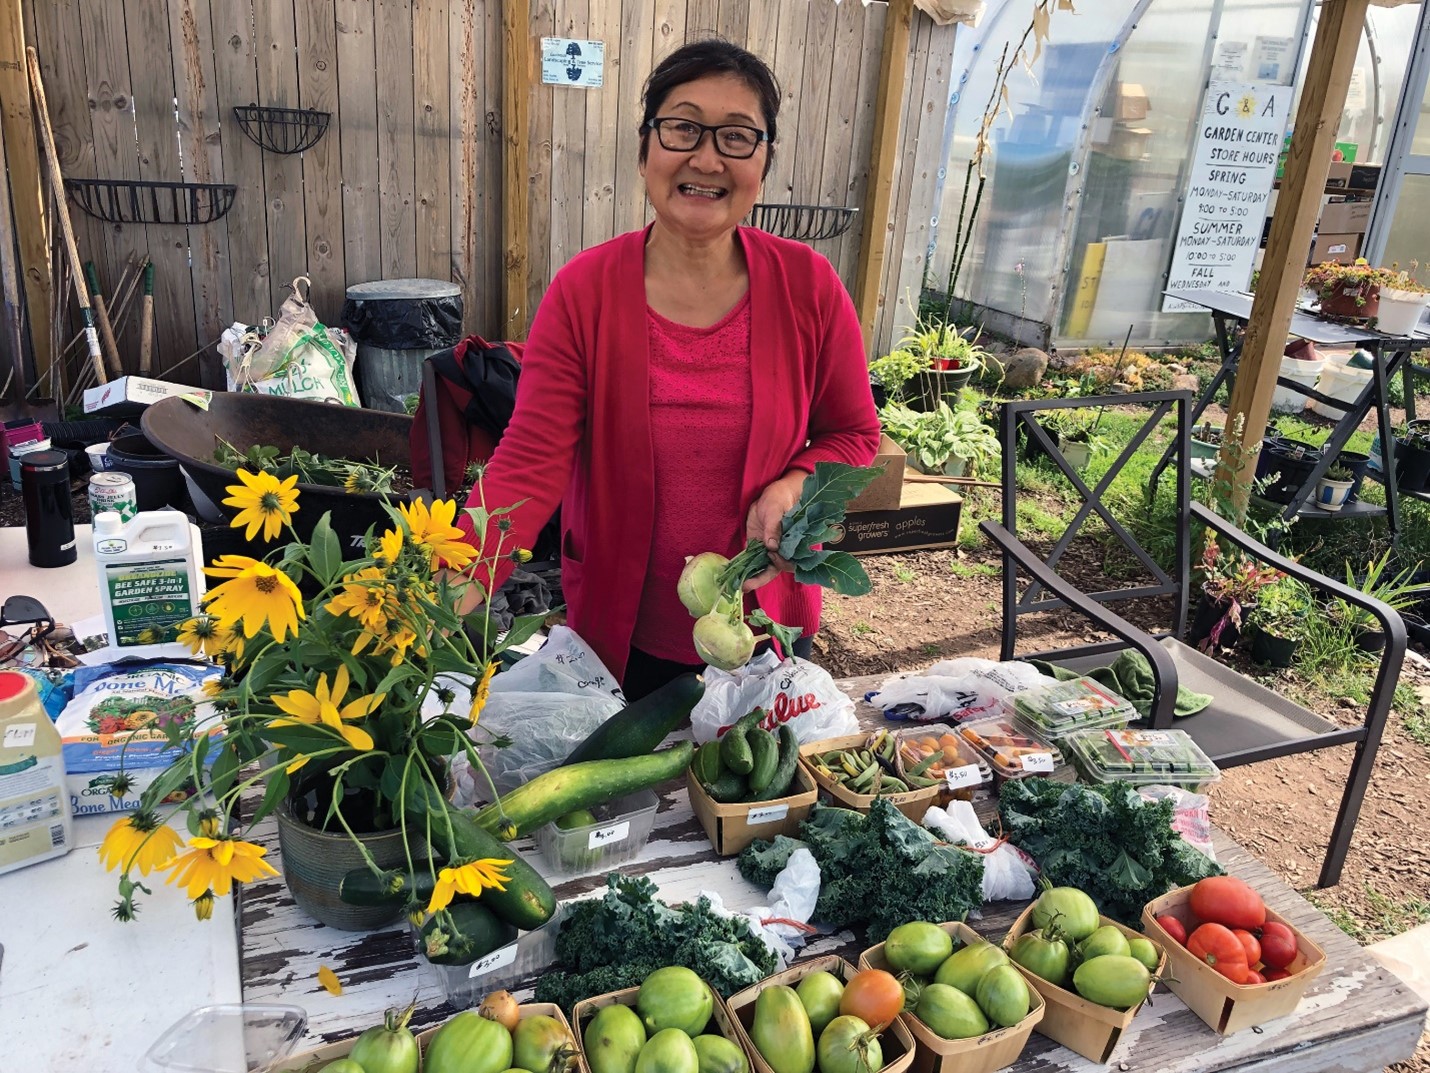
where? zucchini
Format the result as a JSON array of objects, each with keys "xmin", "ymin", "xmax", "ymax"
[
  {"xmin": 474, "ymin": 742, "xmax": 695, "ymax": 839},
  {"xmin": 693, "ymin": 740, "xmax": 725, "ymax": 785},
  {"xmin": 746, "ymin": 728, "xmax": 780, "ymax": 793},
  {"xmin": 750, "ymin": 725, "xmax": 800, "ymax": 802},
  {"xmin": 429, "ymin": 808, "xmax": 557, "ymax": 929},
  {"xmin": 701, "ymin": 771, "xmax": 749, "ymax": 803},
  {"xmin": 420, "ymin": 898, "xmax": 517, "ymax": 965},
  {"xmin": 339, "ymin": 862, "xmax": 439, "ymax": 907},
  {"xmin": 720, "ymin": 708, "xmax": 765, "ymax": 775},
  {"xmin": 563, "ymin": 673, "xmax": 704, "ymax": 765}
]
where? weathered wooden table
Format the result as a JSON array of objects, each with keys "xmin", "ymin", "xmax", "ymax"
[{"xmin": 240, "ymin": 675, "xmax": 1429, "ymax": 1071}]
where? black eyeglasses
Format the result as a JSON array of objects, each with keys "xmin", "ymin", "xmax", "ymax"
[{"xmin": 644, "ymin": 117, "xmax": 769, "ymax": 159}]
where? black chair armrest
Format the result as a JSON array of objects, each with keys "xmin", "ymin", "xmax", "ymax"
[{"xmin": 981, "ymin": 520, "xmax": 1181, "ymax": 725}]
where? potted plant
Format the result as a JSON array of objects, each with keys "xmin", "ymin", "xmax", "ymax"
[
  {"xmin": 890, "ymin": 313, "xmax": 991, "ymax": 411},
  {"xmin": 1334, "ymin": 550, "xmax": 1430, "ymax": 652},
  {"xmin": 880, "ymin": 400, "xmax": 999, "ymax": 476},
  {"xmin": 1303, "ymin": 259, "xmax": 1397, "ymax": 319},
  {"xmin": 96, "ymin": 471, "xmax": 546, "ymax": 931},
  {"xmin": 1044, "ymin": 409, "xmax": 1111, "ymax": 471},
  {"xmin": 1335, "ymin": 449, "xmax": 1372, "ymax": 502},
  {"xmin": 1255, "ymin": 429, "xmax": 1321, "ymax": 505},
  {"xmin": 1191, "ymin": 420, "xmax": 1223, "ymax": 462},
  {"xmin": 1313, "ymin": 464, "xmax": 1356, "ymax": 512},
  {"xmin": 1374, "ymin": 261, "xmax": 1430, "ymax": 336},
  {"xmin": 1247, "ymin": 577, "xmax": 1313, "ymax": 668},
  {"xmin": 1189, "ymin": 537, "xmax": 1285, "ymax": 652},
  {"xmin": 1395, "ymin": 421, "xmax": 1430, "ymax": 493},
  {"xmin": 867, "ymin": 347, "xmax": 929, "ymax": 408}
]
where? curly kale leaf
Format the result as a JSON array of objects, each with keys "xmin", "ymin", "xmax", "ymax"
[{"xmin": 736, "ymin": 835, "xmax": 811, "ymax": 890}]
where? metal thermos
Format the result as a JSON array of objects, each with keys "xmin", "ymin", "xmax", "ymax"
[{"xmin": 21, "ymin": 450, "xmax": 77, "ymax": 567}]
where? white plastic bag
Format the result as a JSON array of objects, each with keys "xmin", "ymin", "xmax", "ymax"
[
  {"xmin": 691, "ymin": 651, "xmax": 857, "ymax": 745},
  {"xmin": 702, "ymin": 848, "xmax": 821, "ymax": 969},
  {"xmin": 1138, "ymin": 784, "xmax": 1217, "ymax": 862},
  {"xmin": 219, "ymin": 277, "xmax": 360, "ymax": 405},
  {"xmin": 869, "ymin": 658, "xmax": 1054, "ymax": 722},
  {"xmin": 923, "ymin": 802, "xmax": 1038, "ymax": 903}
]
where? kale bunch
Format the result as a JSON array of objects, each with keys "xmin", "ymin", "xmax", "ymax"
[
  {"xmin": 531, "ymin": 874, "xmax": 778, "ymax": 1010},
  {"xmin": 998, "ymin": 778, "xmax": 1222, "ymax": 926},
  {"xmin": 736, "ymin": 835, "xmax": 811, "ymax": 890}
]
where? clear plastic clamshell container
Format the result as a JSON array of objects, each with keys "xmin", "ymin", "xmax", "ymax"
[
  {"xmin": 1063, "ymin": 728, "xmax": 1222, "ymax": 791},
  {"xmin": 956, "ymin": 716, "xmax": 1064, "ymax": 781},
  {"xmin": 142, "ymin": 1004, "xmax": 308, "ymax": 1073},
  {"xmin": 533, "ymin": 789, "xmax": 659, "ymax": 876},
  {"xmin": 425, "ymin": 902, "xmax": 566, "ymax": 1008},
  {"xmin": 1007, "ymin": 676, "xmax": 1137, "ymax": 743},
  {"xmin": 892, "ymin": 722, "xmax": 993, "ymax": 801}
]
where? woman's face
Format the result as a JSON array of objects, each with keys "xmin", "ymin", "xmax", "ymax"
[{"xmin": 641, "ymin": 73, "xmax": 769, "ymax": 246}]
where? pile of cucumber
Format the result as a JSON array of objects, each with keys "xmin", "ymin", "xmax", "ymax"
[{"xmin": 694, "ymin": 709, "xmax": 800, "ymax": 804}]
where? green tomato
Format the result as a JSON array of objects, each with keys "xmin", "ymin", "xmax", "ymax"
[
  {"xmin": 638, "ymin": 967, "xmax": 715, "ymax": 1036},
  {"xmin": 974, "ymin": 965, "xmax": 1030, "ymax": 1028},
  {"xmin": 914, "ymin": 983, "xmax": 989, "ymax": 1041},
  {"xmin": 1032, "ymin": 887, "xmax": 1100, "ymax": 942},
  {"xmin": 1073, "ymin": 955, "xmax": 1153, "ymax": 1010},
  {"xmin": 1127, "ymin": 936, "xmax": 1161, "ymax": 973},
  {"xmin": 794, "ymin": 970, "xmax": 844, "ymax": 1039},
  {"xmin": 555, "ymin": 809, "xmax": 598, "ymax": 830},
  {"xmin": 933, "ymin": 941, "xmax": 1009, "ymax": 997},
  {"xmin": 1079, "ymin": 925, "xmax": 1131, "ymax": 962},
  {"xmin": 885, "ymin": 922, "xmax": 955, "ymax": 976},
  {"xmin": 815, "ymin": 1017, "xmax": 882, "ymax": 1073},
  {"xmin": 1009, "ymin": 929, "xmax": 1071, "ymax": 988}
]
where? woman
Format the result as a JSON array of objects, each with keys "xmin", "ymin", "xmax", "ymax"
[{"xmin": 458, "ymin": 39, "xmax": 880, "ymax": 699}]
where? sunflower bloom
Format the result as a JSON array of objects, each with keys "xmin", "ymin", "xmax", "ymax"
[
  {"xmin": 269, "ymin": 665, "xmax": 384, "ymax": 752},
  {"xmin": 165, "ymin": 836, "xmax": 278, "ymax": 898},
  {"xmin": 376, "ymin": 528, "xmax": 405, "ymax": 567},
  {"xmin": 425, "ymin": 858, "xmax": 514, "ymax": 913},
  {"xmin": 222, "ymin": 469, "xmax": 300, "ymax": 542},
  {"xmin": 325, "ymin": 567, "xmax": 400, "ymax": 633},
  {"xmin": 177, "ymin": 615, "xmax": 227, "ymax": 660},
  {"xmin": 97, "ymin": 811, "xmax": 184, "ymax": 875},
  {"xmin": 400, "ymin": 498, "xmax": 477, "ymax": 569},
  {"xmin": 204, "ymin": 556, "xmax": 305, "ymax": 642},
  {"xmin": 468, "ymin": 662, "xmax": 497, "ymax": 725}
]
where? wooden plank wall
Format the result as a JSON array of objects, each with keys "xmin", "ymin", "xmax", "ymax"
[{"xmin": 14, "ymin": 0, "xmax": 955, "ymax": 389}]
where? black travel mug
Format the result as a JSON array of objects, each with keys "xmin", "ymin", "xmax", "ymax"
[{"xmin": 21, "ymin": 450, "xmax": 77, "ymax": 567}]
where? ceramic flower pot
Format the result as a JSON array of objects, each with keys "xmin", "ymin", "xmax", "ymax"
[
  {"xmin": 276, "ymin": 799, "xmax": 413, "ymax": 931},
  {"xmin": 943, "ymin": 454, "xmax": 969, "ymax": 478},
  {"xmin": 1059, "ymin": 437, "xmax": 1093, "ymax": 470},
  {"xmin": 1375, "ymin": 287, "xmax": 1428, "ymax": 337},
  {"xmin": 1313, "ymin": 477, "xmax": 1354, "ymax": 512},
  {"xmin": 1318, "ymin": 281, "xmax": 1380, "ymax": 319},
  {"xmin": 1337, "ymin": 451, "xmax": 1370, "ymax": 502},
  {"xmin": 909, "ymin": 366, "xmax": 978, "ymax": 411}
]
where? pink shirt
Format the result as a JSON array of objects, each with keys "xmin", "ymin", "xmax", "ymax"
[{"xmin": 630, "ymin": 294, "xmax": 753, "ymax": 661}]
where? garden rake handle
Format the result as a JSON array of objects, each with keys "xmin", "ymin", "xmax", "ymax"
[
  {"xmin": 26, "ymin": 47, "xmax": 106, "ymax": 386},
  {"xmin": 138, "ymin": 263, "xmax": 155, "ymax": 374},
  {"xmin": 84, "ymin": 261, "xmax": 124, "ymax": 378}
]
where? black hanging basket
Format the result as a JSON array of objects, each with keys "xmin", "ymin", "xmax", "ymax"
[
  {"xmin": 233, "ymin": 104, "xmax": 332, "ymax": 155},
  {"xmin": 747, "ymin": 203, "xmax": 859, "ymax": 242},
  {"xmin": 64, "ymin": 178, "xmax": 237, "ymax": 226}
]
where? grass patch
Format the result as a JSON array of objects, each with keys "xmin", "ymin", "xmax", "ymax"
[
  {"xmin": 850, "ymin": 621, "xmax": 875, "ymax": 637},
  {"xmin": 893, "ymin": 565, "xmax": 918, "ymax": 583},
  {"xmin": 949, "ymin": 559, "xmax": 1000, "ymax": 579},
  {"xmin": 1405, "ymin": 701, "xmax": 1430, "ymax": 749},
  {"xmin": 1306, "ymin": 885, "xmax": 1430, "ymax": 944}
]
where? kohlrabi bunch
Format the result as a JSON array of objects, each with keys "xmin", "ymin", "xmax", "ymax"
[{"xmin": 677, "ymin": 462, "xmax": 883, "ymax": 670}]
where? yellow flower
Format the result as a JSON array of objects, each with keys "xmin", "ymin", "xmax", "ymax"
[
  {"xmin": 376, "ymin": 528, "xmax": 405, "ymax": 567},
  {"xmin": 97, "ymin": 812, "xmax": 184, "ymax": 875},
  {"xmin": 165, "ymin": 835, "xmax": 278, "ymax": 898},
  {"xmin": 325, "ymin": 567, "xmax": 399, "ymax": 633},
  {"xmin": 204, "ymin": 555, "xmax": 306, "ymax": 642},
  {"xmin": 318, "ymin": 965, "xmax": 343, "ymax": 995},
  {"xmin": 400, "ymin": 498, "xmax": 477, "ymax": 569},
  {"xmin": 284, "ymin": 753, "xmax": 310, "ymax": 774},
  {"xmin": 468, "ymin": 662, "xmax": 497, "ymax": 725},
  {"xmin": 269, "ymin": 665, "xmax": 384, "ymax": 752},
  {"xmin": 425, "ymin": 858, "xmax": 514, "ymax": 913},
  {"xmin": 222, "ymin": 469, "xmax": 300, "ymax": 542},
  {"xmin": 177, "ymin": 615, "xmax": 227, "ymax": 660},
  {"xmin": 193, "ymin": 890, "xmax": 215, "ymax": 920}
]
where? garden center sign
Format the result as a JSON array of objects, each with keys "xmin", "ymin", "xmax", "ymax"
[{"xmin": 1164, "ymin": 81, "xmax": 1293, "ymax": 312}]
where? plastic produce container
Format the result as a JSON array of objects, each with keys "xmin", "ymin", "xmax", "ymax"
[
  {"xmin": 423, "ymin": 903, "xmax": 566, "ymax": 1008},
  {"xmin": 1006, "ymin": 677, "xmax": 1136, "ymax": 744},
  {"xmin": 892, "ymin": 723, "xmax": 994, "ymax": 804},
  {"xmin": 1062, "ymin": 728, "xmax": 1221, "ymax": 792},
  {"xmin": 143, "ymin": 1004, "xmax": 308, "ymax": 1073},
  {"xmin": 534, "ymin": 789, "xmax": 659, "ymax": 876},
  {"xmin": 956, "ymin": 717, "xmax": 1065, "ymax": 782}
]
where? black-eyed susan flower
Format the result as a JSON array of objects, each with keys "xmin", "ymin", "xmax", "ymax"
[
  {"xmin": 178, "ymin": 615, "xmax": 226, "ymax": 660},
  {"xmin": 325, "ymin": 567, "xmax": 399, "ymax": 633},
  {"xmin": 399, "ymin": 498, "xmax": 477, "ymax": 570},
  {"xmin": 269, "ymin": 665, "xmax": 383, "ymax": 752},
  {"xmin": 424, "ymin": 858, "xmax": 514, "ymax": 914},
  {"xmin": 165, "ymin": 835, "xmax": 278, "ymax": 898},
  {"xmin": 204, "ymin": 555, "xmax": 305, "ymax": 642},
  {"xmin": 468, "ymin": 662, "xmax": 497, "ymax": 725},
  {"xmin": 97, "ymin": 811, "xmax": 184, "ymax": 875},
  {"xmin": 222, "ymin": 469, "xmax": 300, "ymax": 542}
]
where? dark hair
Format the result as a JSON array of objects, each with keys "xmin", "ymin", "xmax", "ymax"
[{"xmin": 639, "ymin": 39, "xmax": 781, "ymax": 177}]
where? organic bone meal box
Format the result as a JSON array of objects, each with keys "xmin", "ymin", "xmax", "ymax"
[{"xmin": 55, "ymin": 661, "xmax": 224, "ymax": 816}]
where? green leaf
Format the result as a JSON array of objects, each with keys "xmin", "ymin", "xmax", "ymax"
[
  {"xmin": 463, "ymin": 505, "xmax": 490, "ymax": 543},
  {"xmin": 138, "ymin": 758, "xmax": 201, "ymax": 813},
  {"xmin": 251, "ymin": 767, "xmax": 292, "ymax": 826},
  {"xmin": 308, "ymin": 512, "xmax": 342, "ymax": 584},
  {"xmin": 777, "ymin": 462, "xmax": 882, "ymax": 563},
  {"xmin": 210, "ymin": 743, "xmax": 241, "ymax": 799},
  {"xmin": 403, "ymin": 773, "xmax": 447, "ymax": 816},
  {"xmin": 792, "ymin": 551, "xmax": 872, "ymax": 596},
  {"xmin": 747, "ymin": 609, "xmax": 803, "ymax": 656},
  {"xmin": 495, "ymin": 612, "xmax": 548, "ymax": 653},
  {"xmin": 1108, "ymin": 850, "xmax": 1154, "ymax": 890}
]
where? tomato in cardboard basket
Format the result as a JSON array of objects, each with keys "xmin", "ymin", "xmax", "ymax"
[
  {"xmin": 1189, "ymin": 876, "xmax": 1267, "ymax": 931},
  {"xmin": 1187, "ymin": 923, "xmax": 1251, "ymax": 985},
  {"xmin": 1258, "ymin": 921, "xmax": 1298, "ymax": 970},
  {"xmin": 1155, "ymin": 914, "xmax": 1188, "ymax": 946}
]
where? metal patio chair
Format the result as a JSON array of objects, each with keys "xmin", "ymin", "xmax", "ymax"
[{"xmin": 981, "ymin": 390, "xmax": 1405, "ymax": 887}]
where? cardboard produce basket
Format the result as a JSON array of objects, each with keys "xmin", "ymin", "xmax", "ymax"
[
  {"xmin": 688, "ymin": 762, "xmax": 817, "ymax": 856},
  {"xmin": 727, "ymin": 956, "xmax": 916, "ymax": 1073},
  {"xmin": 859, "ymin": 921, "xmax": 1045, "ymax": 1073},
  {"xmin": 1143, "ymin": 885, "xmax": 1326, "ymax": 1034},
  {"xmin": 1000, "ymin": 906, "xmax": 1164, "ymax": 1064},
  {"xmin": 572, "ymin": 978, "xmax": 746, "ymax": 1073},
  {"xmin": 270, "ymin": 1002, "xmax": 574, "ymax": 1073},
  {"xmin": 798, "ymin": 734, "xmax": 941, "ymax": 821}
]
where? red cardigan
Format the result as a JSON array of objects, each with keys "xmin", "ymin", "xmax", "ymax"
[{"xmin": 460, "ymin": 226, "xmax": 880, "ymax": 682}]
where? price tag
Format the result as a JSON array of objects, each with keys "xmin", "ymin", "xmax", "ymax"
[
  {"xmin": 587, "ymin": 821, "xmax": 630, "ymax": 850},
  {"xmin": 746, "ymin": 804, "xmax": 789, "ymax": 826},
  {"xmin": 467, "ymin": 941, "xmax": 519, "ymax": 979},
  {"xmin": 944, "ymin": 764, "xmax": 982, "ymax": 790},
  {"xmin": 3, "ymin": 723, "xmax": 36, "ymax": 749},
  {"xmin": 1021, "ymin": 752, "xmax": 1055, "ymax": 773}
]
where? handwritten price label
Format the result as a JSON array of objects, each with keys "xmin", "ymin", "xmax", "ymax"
[
  {"xmin": 944, "ymin": 764, "xmax": 982, "ymax": 790},
  {"xmin": 587, "ymin": 821, "xmax": 630, "ymax": 851},
  {"xmin": 1021, "ymin": 752, "xmax": 1055, "ymax": 773},
  {"xmin": 746, "ymin": 804, "xmax": 789, "ymax": 826},
  {"xmin": 467, "ymin": 941, "xmax": 519, "ymax": 979},
  {"xmin": 3, "ymin": 723, "xmax": 36, "ymax": 749}
]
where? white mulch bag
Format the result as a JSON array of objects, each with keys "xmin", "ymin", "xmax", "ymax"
[
  {"xmin": 691, "ymin": 651, "xmax": 857, "ymax": 745},
  {"xmin": 869, "ymin": 657, "xmax": 1055, "ymax": 722},
  {"xmin": 923, "ymin": 802, "xmax": 1038, "ymax": 903},
  {"xmin": 218, "ymin": 276, "xmax": 360, "ymax": 405}
]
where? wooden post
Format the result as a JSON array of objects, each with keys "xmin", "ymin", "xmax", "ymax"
[
  {"xmin": 502, "ymin": 0, "xmax": 531, "ymax": 341},
  {"xmin": 0, "ymin": 0, "xmax": 53, "ymax": 389},
  {"xmin": 853, "ymin": 0, "xmax": 913, "ymax": 352},
  {"xmin": 1218, "ymin": 0, "xmax": 1371, "ymax": 516}
]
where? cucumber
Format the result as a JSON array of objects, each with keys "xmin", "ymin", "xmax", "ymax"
[
  {"xmin": 746, "ymin": 728, "xmax": 780, "ymax": 794},
  {"xmin": 474, "ymin": 743, "xmax": 695, "ymax": 839},
  {"xmin": 693, "ymin": 740, "xmax": 725, "ymax": 785},
  {"xmin": 339, "ymin": 862, "xmax": 439, "ymax": 907},
  {"xmin": 701, "ymin": 771, "xmax": 749, "ymax": 803},
  {"xmin": 420, "ymin": 898, "xmax": 517, "ymax": 965},
  {"xmin": 429, "ymin": 809, "xmax": 557, "ymax": 930},
  {"xmin": 720, "ymin": 708, "xmax": 766, "ymax": 775},
  {"xmin": 750, "ymin": 725, "xmax": 800, "ymax": 802},
  {"xmin": 563, "ymin": 673, "xmax": 704, "ymax": 765}
]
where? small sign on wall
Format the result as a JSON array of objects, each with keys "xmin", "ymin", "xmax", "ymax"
[{"xmin": 541, "ymin": 38, "xmax": 605, "ymax": 88}]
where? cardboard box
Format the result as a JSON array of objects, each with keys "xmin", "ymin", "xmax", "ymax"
[
  {"xmin": 574, "ymin": 985, "xmax": 745, "ymax": 1073},
  {"xmin": 798, "ymin": 733, "xmax": 943, "ymax": 821},
  {"xmin": 1310, "ymin": 231, "xmax": 1360, "ymax": 265},
  {"xmin": 83, "ymin": 375, "xmax": 212, "ymax": 416},
  {"xmin": 1104, "ymin": 125, "xmax": 1154, "ymax": 162},
  {"xmin": 687, "ymin": 763, "xmax": 817, "ymax": 856},
  {"xmin": 860, "ymin": 921, "xmax": 1045, "ymax": 1073},
  {"xmin": 1325, "ymin": 161, "xmax": 1353, "ymax": 189},
  {"xmin": 1113, "ymin": 82, "xmax": 1150, "ymax": 121},
  {"xmin": 848, "ymin": 434, "xmax": 909, "ymax": 512},
  {"xmin": 1320, "ymin": 196, "xmax": 1372, "ymax": 234},
  {"xmin": 828, "ymin": 479, "xmax": 963, "ymax": 555},
  {"xmin": 1349, "ymin": 162, "xmax": 1382, "ymax": 192},
  {"xmin": 1000, "ymin": 906, "xmax": 1165, "ymax": 1064},
  {"xmin": 728, "ymin": 956, "xmax": 916, "ymax": 1073},
  {"xmin": 1143, "ymin": 886, "xmax": 1326, "ymax": 1035}
]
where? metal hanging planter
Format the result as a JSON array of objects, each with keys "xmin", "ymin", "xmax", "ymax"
[
  {"xmin": 232, "ymin": 104, "xmax": 332, "ymax": 155},
  {"xmin": 747, "ymin": 203, "xmax": 860, "ymax": 242},
  {"xmin": 64, "ymin": 178, "xmax": 238, "ymax": 225}
]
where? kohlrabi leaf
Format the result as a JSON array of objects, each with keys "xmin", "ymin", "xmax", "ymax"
[
  {"xmin": 747, "ymin": 609, "xmax": 803, "ymax": 655},
  {"xmin": 792, "ymin": 550, "xmax": 872, "ymax": 595},
  {"xmin": 777, "ymin": 462, "xmax": 883, "ymax": 562}
]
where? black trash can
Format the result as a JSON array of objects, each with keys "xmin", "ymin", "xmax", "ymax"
[{"xmin": 342, "ymin": 279, "xmax": 464, "ymax": 413}]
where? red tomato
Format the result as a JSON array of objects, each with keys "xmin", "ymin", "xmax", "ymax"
[
  {"xmin": 1232, "ymin": 928, "xmax": 1261, "ymax": 967},
  {"xmin": 1258, "ymin": 921, "xmax": 1298, "ymax": 969},
  {"xmin": 1187, "ymin": 923, "xmax": 1251, "ymax": 985},
  {"xmin": 1263, "ymin": 967, "xmax": 1292, "ymax": 982},
  {"xmin": 1244, "ymin": 970, "xmax": 1265, "ymax": 985},
  {"xmin": 1189, "ymin": 876, "xmax": 1266, "ymax": 931},
  {"xmin": 839, "ymin": 969, "xmax": 905, "ymax": 1027},
  {"xmin": 1155, "ymin": 915, "xmax": 1188, "ymax": 946}
]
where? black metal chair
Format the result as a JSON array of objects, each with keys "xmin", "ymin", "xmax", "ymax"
[{"xmin": 982, "ymin": 390, "xmax": 1405, "ymax": 888}]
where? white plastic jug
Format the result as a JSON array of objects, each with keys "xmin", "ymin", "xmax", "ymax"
[
  {"xmin": 1310, "ymin": 361, "xmax": 1374, "ymax": 420},
  {"xmin": 93, "ymin": 509, "xmax": 206, "ymax": 649}
]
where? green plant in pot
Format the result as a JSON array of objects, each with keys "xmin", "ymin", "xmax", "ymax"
[
  {"xmin": 885, "ymin": 312, "xmax": 991, "ymax": 411},
  {"xmin": 1395, "ymin": 421, "xmax": 1430, "ymax": 493},
  {"xmin": 1042, "ymin": 409, "xmax": 1111, "ymax": 471},
  {"xmin": 1333, "ymin": 549, "xmax": 1430, "ymax": 652},
  {"xmin": 1374, "ymin": 261, "xmax": 1430, "ymax": 336},
  {"xmin": 1303, "ymin": 259, "xmax": 1398, "ymax": 320},
  {"xmin": 1247, "ymin": 576, "xmax": 1313, "ymax": 669},
  {"xmin": 1191, "ymin": 536, "xmax": 1285, "ymax": 653},
  {"xmin": 880, "ymin": 399, "xmax": 999, "ymax": 477},
  {"xmin": 1314, "ymin": 463, "xmax": 1356, "ymax": 512},
  {"xmin": 1191, "ymin": 420, "xmax": 1223, "ymax": 462}
]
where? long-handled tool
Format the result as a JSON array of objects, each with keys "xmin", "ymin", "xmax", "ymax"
[
  {"xmin": 138, "ymin": 263, "xmax": 155, "ymax": 374},
  {"xmin": 26, "ymin": 46, "xmax": 106, "ymax": 387},
  {"xmin": 84, "ymin": 261, "xmax": 124, "ymax": 377}
]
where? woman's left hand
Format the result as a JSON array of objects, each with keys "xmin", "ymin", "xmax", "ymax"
[{"xmin": 742, "ymin": 470, "xmax": 807, "ymax": 591}]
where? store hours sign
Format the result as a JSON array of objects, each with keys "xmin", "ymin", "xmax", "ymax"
[{"xmin": 1163, "ymin": 81, "xmax": 1291, "ymax": 312}]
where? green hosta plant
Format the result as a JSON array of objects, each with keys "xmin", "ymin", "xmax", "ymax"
[{"xmin": 880, "ymin": 401, "xmax": 999, "ymax": 475}]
